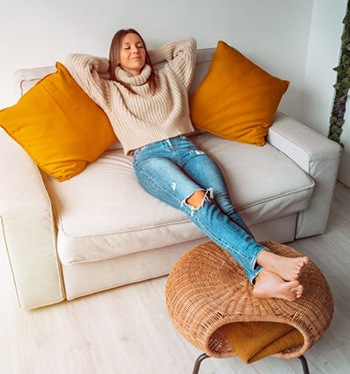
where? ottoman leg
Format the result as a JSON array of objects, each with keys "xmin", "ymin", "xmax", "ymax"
[
  {"xmin": 192, "ymin": 353, "xmax": 209, "ymax": 374},
  {"xmin": 192, "ymin": 353, "xmax": 310, "ymax": 374},
  {"xmin": 298, "ymin": 355, "xmax": 310, "ymax": 374}
]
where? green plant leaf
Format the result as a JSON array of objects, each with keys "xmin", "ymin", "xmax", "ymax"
[{"xmin": 329, "ymin": 1, "xmax": 350, "ymax": 145}]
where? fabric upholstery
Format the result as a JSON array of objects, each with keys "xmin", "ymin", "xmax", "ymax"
[{"xmin": 42, "ymin": 133, "xmax": 314, "ymax": 265}]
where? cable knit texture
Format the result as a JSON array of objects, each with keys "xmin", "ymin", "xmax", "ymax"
[{"xmin": 65, "ymin": 37, "xmax": 197, "ymax": 155}]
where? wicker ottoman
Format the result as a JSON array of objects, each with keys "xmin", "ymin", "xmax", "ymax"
[{"xmin": 166, "ymin": 241, "xmax": 334, "ymax": 373}]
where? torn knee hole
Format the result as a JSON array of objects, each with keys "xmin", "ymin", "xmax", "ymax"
[{"xmin": 186, "ymin": 190, "xmax": 206, "ymax": 208}]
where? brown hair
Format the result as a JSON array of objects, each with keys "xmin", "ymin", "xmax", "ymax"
[{"xmin": 109, "ymin": 28, "xmax": 157, "ymax": 94}]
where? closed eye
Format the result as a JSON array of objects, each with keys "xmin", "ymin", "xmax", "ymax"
[{"xmin": 122, "ymin": 43, "xmax": 144, "ymax": 50}]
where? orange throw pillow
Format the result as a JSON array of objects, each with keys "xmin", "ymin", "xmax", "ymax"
[
  {"xmin": 0, "ymin": 62, "xmax": 117, "ymax": 181},
  {"xmin": 190, "ymin": 41, "xmax": 289, "ymax": 146}
]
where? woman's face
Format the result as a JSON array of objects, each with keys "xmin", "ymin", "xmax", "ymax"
[{"xmin": 118, "ymin": 33, "xmax": 146, "ymax": 76}]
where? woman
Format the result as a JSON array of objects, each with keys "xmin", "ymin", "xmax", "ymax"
[{"xmin": 66, "ymin": 28, "xmax": 308, "ymax": 301}]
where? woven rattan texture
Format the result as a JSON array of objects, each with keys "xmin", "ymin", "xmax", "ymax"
[{"xmin": 166, "ymin": 241, "xmax": 334, "ymax": 359}]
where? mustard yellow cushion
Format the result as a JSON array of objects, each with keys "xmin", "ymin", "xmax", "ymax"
[
  {"xmin": 0, "ymin": 62, "xmax": 117, "ymax": 182},
  {"xmin": 190, "ymin": 41, "xmax": 289, "ymax": 146}
]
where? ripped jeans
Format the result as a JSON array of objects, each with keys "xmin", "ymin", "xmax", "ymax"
[{"xmin": 132, "ymin": 135, "xmax": 266, "ymax": 283}]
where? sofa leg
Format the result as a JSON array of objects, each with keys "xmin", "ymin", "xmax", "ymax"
[{"xmin": 192, "ymin": 353, "xmax": 209, "ymax": 374}]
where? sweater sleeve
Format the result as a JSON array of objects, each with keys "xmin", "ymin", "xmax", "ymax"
[
  {"xmin": 65, "ymin": 54, "xmax": 112, "ymax": 111},
  {"xmin": 149, "ymin": 37, "xmax": 197, "ymax": 90}
]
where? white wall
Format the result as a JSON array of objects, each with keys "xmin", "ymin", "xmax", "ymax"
[
  {"xmin": 302, "ymin": 0, "xmax": 347, "ymax": 136},
  {"xmin": 1, "ymin": 0, "xmax": 313, "ymax": 118},
  {"xmin": 301, "ymin": 0, "xmax": 348, "ymax": 186},
  {"xmin": 339, "ymin": 100, "xmax": 350, "ymax": 186}
]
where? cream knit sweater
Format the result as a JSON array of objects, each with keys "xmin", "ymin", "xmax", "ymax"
[{"xmin": 65, "ymin": 37, "xmax": 197, "ymax": 155}]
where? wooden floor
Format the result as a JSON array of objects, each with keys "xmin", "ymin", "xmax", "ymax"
[{"xmin": 1, "ymin": 182, "xmax": 350, "ymax": 374}]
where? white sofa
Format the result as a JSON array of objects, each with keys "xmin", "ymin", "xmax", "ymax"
[{"xmin": 0, "ymin": 48, "xmax": 342, "ymax": 310}]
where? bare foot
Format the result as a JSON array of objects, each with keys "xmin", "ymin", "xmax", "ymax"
[
  {"xmin": 253, "ymin": 269, "xmax": 304, "ymax": 301},
  {"xmin": 257, "ymin": 250, "xmax": 308, "ymax": 281}
]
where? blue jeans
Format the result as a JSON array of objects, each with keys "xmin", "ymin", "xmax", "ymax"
[{"xmin": 132, "ymin": 135, "xmax": 265, "ymax": 283}]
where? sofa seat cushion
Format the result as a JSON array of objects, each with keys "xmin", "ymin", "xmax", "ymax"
[{"xmin": 43, "ymin": 133, "xmax": 314, "ymax": 265}]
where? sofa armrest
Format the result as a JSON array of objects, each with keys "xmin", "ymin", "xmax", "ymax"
[
  {"xmin": 0, "ymin": 128, "xmax": 64, "ymax": 309},
  {"xmin": 267, "ymin": 112, "xmax": 342, "ymax": 238}
]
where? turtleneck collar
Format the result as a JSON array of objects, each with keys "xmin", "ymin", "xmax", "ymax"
[{"xmin": 115, "ymin": 65, "xmax": 152, "ymax": 87}]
